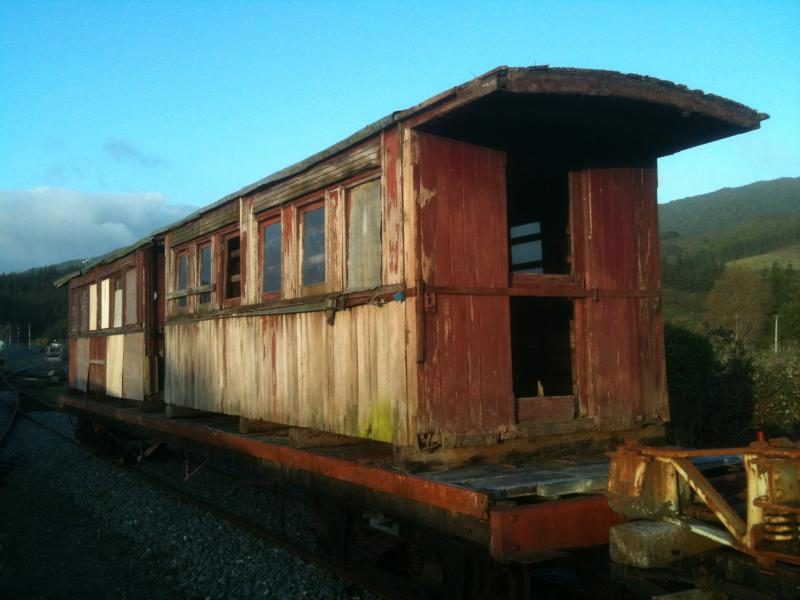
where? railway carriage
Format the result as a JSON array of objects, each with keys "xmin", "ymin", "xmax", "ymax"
[
  {"xmin": 60, "ymin": 66, "xmax": 763, "ymax": 457},
  {"xmin": 57, "ymin": 68, "xmax": 782, "ymax": 592}
]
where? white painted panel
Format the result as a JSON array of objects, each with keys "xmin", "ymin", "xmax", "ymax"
[
  {"xmin": 100, "ymin": 278, "xmax": 110, "ymax": 329},
  {"xmin": 106, "ymin": 334, "xmax": 124, "ymax": 398}
]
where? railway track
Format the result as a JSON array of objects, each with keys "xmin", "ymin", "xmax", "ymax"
[
  {"xmin": 1, "ymin": 383, "xmax": 425, "ymax": 600},
  {"xmin": 0, "ymin": 375, "xmax": 20, "ymax": 448}
]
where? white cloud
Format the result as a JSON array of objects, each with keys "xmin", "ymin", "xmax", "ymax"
[{"xmin": 0, "ymin": 187, "xmax": 196, "ymax": 273}]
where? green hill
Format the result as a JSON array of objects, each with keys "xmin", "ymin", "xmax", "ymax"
[
  {"xmin": 659, "ymin": 177, "xmax": 800, "ymax": 345},
  {"xmin": 730, "ymin": 243, "xmax": 800, "ymax": 270},
  {"xmin": 660, "ymin": 177, "xmax": 800, "ymax": 239},
  {"xmin": 659, "ymin": 177, "xmax": 800, "ymax": 293}
]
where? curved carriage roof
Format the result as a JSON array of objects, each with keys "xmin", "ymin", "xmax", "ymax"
[{"xmin": 56, "ymin": 66, "xmax": 765, "ymax": 287}]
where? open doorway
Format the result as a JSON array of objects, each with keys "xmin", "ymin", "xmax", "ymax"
[{"xmin": 507, "ymin": 156, "xmax": 575, "ymax": 415}]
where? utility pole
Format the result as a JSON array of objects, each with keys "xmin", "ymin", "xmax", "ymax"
[
  {"xmin": 28, "ymin": 323, "xmax": 31, "ymax": 349},
  {"xmin": 774, "ymin": 313, "xmax": 780, "ymax": 355}
]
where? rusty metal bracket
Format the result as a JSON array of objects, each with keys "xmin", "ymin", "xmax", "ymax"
[
  {"xmin": 608, "ymin": 438, "xmax": 800, "ymax": 568},
  {"xmin": 423, "ymin": 290, "xmax": 437, "ymax": 314}
]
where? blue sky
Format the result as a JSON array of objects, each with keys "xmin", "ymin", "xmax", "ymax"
[{"xmin": 1, "ymin": 0, "xmax": 798, "ymax": 272}]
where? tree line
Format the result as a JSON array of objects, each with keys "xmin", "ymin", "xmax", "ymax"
[{"xmin": 0, "ymin": 265, "xmax": 70, "ymax": 343}]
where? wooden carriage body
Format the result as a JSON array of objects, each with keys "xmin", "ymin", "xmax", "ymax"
[{"xmin": 62, "ymin": 67, "xmax": 764, "ymax": 450}]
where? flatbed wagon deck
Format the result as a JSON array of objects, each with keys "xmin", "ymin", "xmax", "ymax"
[{"xmin": 60, "ymin": 394, "xmax": 627, "ymax": 562}]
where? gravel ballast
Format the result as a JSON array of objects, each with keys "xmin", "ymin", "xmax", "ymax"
[{"xmin": 0, "ymin": 407, "xmax": 371, "ymax": 599}]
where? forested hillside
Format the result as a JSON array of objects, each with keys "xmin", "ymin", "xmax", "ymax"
[
  {"xmin": 660, "ymin": 177, "xmax": 800, "ymax": 238},
  {"xmin": 660, "ymin": 177, "xmax": 800, "ymax": 293},
  {"xmin": 659, "ymin": 177, "xmax": 800, "ymax": 445},
  {"xmin": 0, "ymin": 260, "xmax": 81, "ymax": 342}
]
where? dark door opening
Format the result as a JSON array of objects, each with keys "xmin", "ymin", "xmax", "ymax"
[
  {"xmin": 507, "ymin": 157, "xmax": 575, "ymax": 417},
  {"xmin": 510, "ymin": 297, "xmax": 574, "ymax": 398}
]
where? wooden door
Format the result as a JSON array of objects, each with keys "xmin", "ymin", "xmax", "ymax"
[{"xmin": 415, "ymin": 132, "xmax": 514, "ymax": 437}]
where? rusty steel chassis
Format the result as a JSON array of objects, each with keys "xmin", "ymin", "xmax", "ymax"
[
  {"xmin": 59, "ymin": 396, "xmax": 622, "ymax": 566},
  {"xmin": 608, "ymin": 439, "xmax": 800, "ymax": 569}
]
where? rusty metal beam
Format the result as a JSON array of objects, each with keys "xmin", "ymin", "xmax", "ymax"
[
  {"xmin": 662, "ymin": 457, "xmax": 747, "ymax": 538},
  {"xmin": 489, "ymin": 495, "xmax": 625, "ymax": 562},
  {"xmin": 59, "ymin": 396, "xmax": 490, "ymax": 520}
]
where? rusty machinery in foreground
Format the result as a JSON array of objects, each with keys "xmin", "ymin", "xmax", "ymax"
[{"xmin": 608, "ymin": 436, "xmax": 800, "ymax": 573}]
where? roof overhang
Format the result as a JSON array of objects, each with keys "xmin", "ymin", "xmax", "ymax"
[
  {"xmin": 56, "ymin": 66, "xmax": 765, "ymax": 287},
  {"xmin": 403, "ymin": 67, "xmax": 766, "ymax": 163}
]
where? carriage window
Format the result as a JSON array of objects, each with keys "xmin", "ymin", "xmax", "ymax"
[
  {"xmin": 347, "ymin": 179, "xmax": 382, "ymax": 290},
  {"xmin": 198, "ymin": 244, "xmax": 212, "ymax": 305},
  {"xmin": 112, "ymin": 276, "xmax": 123, "ymax": 328},
  {"xmin": 302, "ymin": 205, "xmax": 325, "ymax": 287},
  {"xmin": 224, "ymin": 235, "xmax": 242, "ymax": 300},
  {"xmin": 262, "ymin": 221, "xmax": 282, "ymax": 295},
  {"xmin": 176, "ymin": 253, "xmax": 188, "ymax": 308},
  {"xmin": 124, "ymin": 269, "xmax": 137, "ymax": 324}
]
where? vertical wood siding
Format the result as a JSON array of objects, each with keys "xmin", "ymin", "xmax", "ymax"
[
  {"xmin": 88, "ymin": 336, "xmax": 106, "ymax": 393},
  {"xmin": 326, "ymin": 187, "xmax": 344, "ymax": 292},
  {"xmin": 122, "ymin": 332, "xmax": 146, "ymax": 401},
  {"xmin": 571, "ymin": 167, "xmax": 668, "ymax": 429},
  {"xmin": 75, "ymin": 337, "xmax": 89, "ymax": 392},
  {"xmin": 382, "ymin": 128, "xmax": 404, "ymax": 285},
  {"xmin": 106, "ymin": 334, "xmax": 124, "ymax": 397},
  {"xmin": 414, "ymin": 132, "xmax": 514, "ymax": 436},
  {"xmin": 164, "ymin": 302, "xmax": 408, "ymax": 443}
]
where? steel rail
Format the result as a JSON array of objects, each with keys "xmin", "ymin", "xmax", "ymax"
[
  {"xmin": 0, "ymin": 373, "xmax": 21, "ymax": 448},
  {"xmin": 10, "ymin": 388, "xmax": 422, "ymax": 600}
]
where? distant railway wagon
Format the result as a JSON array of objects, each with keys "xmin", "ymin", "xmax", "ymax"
[{"xmin": 57, "ymin": 68, "xmax": 772, "ymax": 581}]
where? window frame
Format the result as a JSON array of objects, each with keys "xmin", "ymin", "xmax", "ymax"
[
  {"xmin": 196, "ymin": 239, "xmax": 214, "ymax": 310},
  {"xmin": 258, "ymin": 209, "xmax": 283, "ymax": 301},
  {"xmin": 221, "ymin": 228, "xmax": 243, "ymax": 307},
  {"xmin": 298, "ymin": 197, "xmax": 327, "ymax": 296},
  {"xmin": 174, "ymin": 247, "xmax": 190, "ymax": 311},
  {"xmin": 111, "ymin": 274, "xmax": 124, "ymax": 328},
  {"xmin": 344, "ymin": 177, "xmax": 383, "ymax": 292}
]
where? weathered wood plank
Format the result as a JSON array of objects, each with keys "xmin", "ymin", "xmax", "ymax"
[
  {"xmin": 75, "ymin": 337, "xmax": 90, "ymax": 392},
  {"xmin": 165, "ymin": 301, "xmax": 406, "ymax": 443},
  {"xmin": 171, "ymin": 202, "xmax": 239, "ymax": 247},
  {"xmin": 122, "ymin": 332, "xmax": 145, "ymax": 401},
  {"xmin": 381, "ymin": 127, "xmax": 403, "ymax": 286},
  {"xmin": 88, "ymin": 336, "xmax": 106, "ymax": 393},
  {"xmin": 252, "ymin": 142, "xmax": 380, "ymax": 214},
  {"xmin": 517, "ymin": 395, "xmax": 575, "ymax": 423},
  {"xmin": 415, "ymin": 132, "xmax": 513, "ymax": 436},
  {"xmin": 105, "ymin": 334, "xmax": 124, "ymax": 398},
  {"xmin": 326, "ymin": 186, "xmax": 344, "ymax": 293},
  {"xmin": 573, "ymin": 167, "xmax": 668, "ymax": 430}
]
